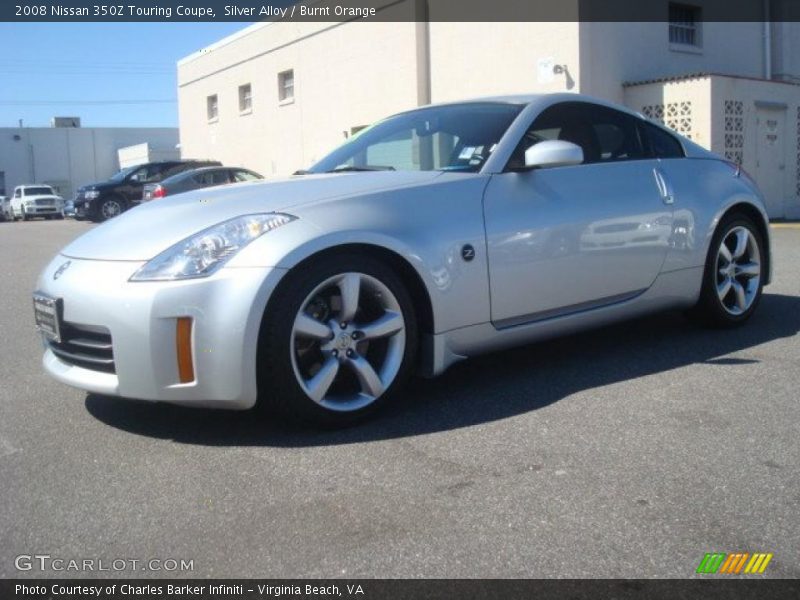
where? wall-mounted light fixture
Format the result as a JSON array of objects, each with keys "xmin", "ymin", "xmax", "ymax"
[{"xmin": 552, "ymin": 64, "xmax": 575, "ymax": 90}]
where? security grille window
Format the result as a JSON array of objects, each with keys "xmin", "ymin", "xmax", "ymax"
[
  {"xmin": 669, "ymin": 3, "xmax": 701, "ymax": 46},
  {"xmin": 207, "ymin": 94, "xmax": 218, "ymax": 121},
  {"xmin": 278, "ymin": 70, "xmax": 294, "ymax": 102},
  {"xmin": 239, "ymin": 84, "xmax": 252, "ymax": 113}
]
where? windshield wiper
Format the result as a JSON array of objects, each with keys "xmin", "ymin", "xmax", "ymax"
[{"xmin": 326, "ymin": 165, "xmax": 396, "ymax": 173}]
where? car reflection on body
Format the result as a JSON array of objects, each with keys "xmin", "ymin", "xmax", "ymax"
[{"xmin": 34, "ymin": 94, "xmax": 771, "ymax": 426}]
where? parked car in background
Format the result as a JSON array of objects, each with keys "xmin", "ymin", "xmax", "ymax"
[
  {"xmin": 142, "ymin": 166, "xmax": 263, "ymax": 201},
  {"xmin": 73, "ymin": 159, "xmax": 221, "ymax": 222},
  {"xmin": 10, "ymin": 185, "xmax": 64, "ymax": 221},
  {"xmin": 63, "ymin": 199, "xmax": 76, "ymax": 218},
  {"xmin": 0, "ymin": 196, "xmax": 11, "ymax": 221},
  {"xmin": 34, "ymin": 94, "xmax": 771, "ymax": 427}
]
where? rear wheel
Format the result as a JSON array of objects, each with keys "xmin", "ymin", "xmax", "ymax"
[
  {"xmin": 257, "ymin": 254, "xmax": 417, "ymax": 426},
  {"xmin": 690, "ymin": 214, "xmax": 764, "ymax": 327}
]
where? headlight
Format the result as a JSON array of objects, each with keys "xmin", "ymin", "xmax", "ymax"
[
  {"xmin": 84, "ymin": 190, "xmax": 100, "ymax": 199},
  {"xmin": 130, "ymin": 213, "xmax": 296, "ymax": 282},
  {"xmin": 24, "ymin": 200, "xmax": 35, "ymax": 207}
]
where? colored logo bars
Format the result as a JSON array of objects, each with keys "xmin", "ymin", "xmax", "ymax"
[{"xmin": 696, "ymin": 552, "xmax": 773, "ymax": 574}]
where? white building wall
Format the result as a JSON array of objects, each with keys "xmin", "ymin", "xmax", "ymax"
[
  {"xmin": 0, "ymin": 127, "xmax": 178, "ymax": 199},
  {"xmin": 623, "ymin": 76, "xmax": 713, "ymax": 146},
  {"xmin": 178, "ymin": 3, "xmax": 421, "ymax": 176},
  {"xmin": 624, "ymin": 75, "xmax": 800, "ymax": 219},
  {"xmin": 427, "ymin": 22, "xmax": 581, "ymax": 102},
  {"xmin": 579, "ymin": 22, "xmax": 769, "ymax": 104}
]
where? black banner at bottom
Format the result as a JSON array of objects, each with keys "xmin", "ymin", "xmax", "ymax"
[{"xmin": 3, "ymin": 579, "xmax": 800, "ymax": 600}]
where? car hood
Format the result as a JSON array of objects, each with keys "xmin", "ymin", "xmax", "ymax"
[
  {"xmin": 61, "ymin": 171, "xmax": 443, "ymax": 261},
  {"xmin": 78, "ymin": 181, "xmax": 117, "ymax": 192}
]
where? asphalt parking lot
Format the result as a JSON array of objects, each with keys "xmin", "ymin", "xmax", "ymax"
[{"xmin": 0, "ymin": 218, "xmax": 798, "ymax": 579}]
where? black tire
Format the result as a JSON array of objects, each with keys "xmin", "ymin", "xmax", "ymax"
[
  {"xmin": 256, "ymin": 253, "xmax": 418, "ymax": 427},
  {"xmin": 689, "ymin": 213, "xmax": 765, "ymax": 327},
  {"xmin": 21, "ymin": 210, "xmax": 29, "ymax": 222}
]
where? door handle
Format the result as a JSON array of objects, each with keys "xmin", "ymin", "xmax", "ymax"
[{"xmin": 653, "ymin": 168, "xmax": 674, "ymax": 205}]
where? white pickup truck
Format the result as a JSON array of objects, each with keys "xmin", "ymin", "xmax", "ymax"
[{"xmin": 10, "ymin": 185, "xmax": 65, "ymax": 221}]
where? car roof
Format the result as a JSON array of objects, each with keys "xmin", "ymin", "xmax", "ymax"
[{"xmin": 155, "ymin": 165, "xmax": 231, "ymax": 185}]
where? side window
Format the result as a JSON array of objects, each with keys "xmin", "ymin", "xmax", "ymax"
[
  {"xmin": 159, "ymin": 163, "xmax": 187, "ymax": 179},
  {"xmin": 212, "ymin": 170, "xmax": 231, "ymax": 185},
  {"xmin": 14, "ymin": 188, "xmax": 21, "ymax": 198},
  {"xmin": 233, "ymin": 170, "xmax": 261, "ymax": 182},
  {"xmin": 194, "ymin": 172, "xmax": 215, "ymax": 185},
  {"xmin": 508, "ymin": 102, "xmax": 646, "ymax": 169},
  {"xmin": 641, "ymin": 122, "xmax": 685, "ymax": 158},
  {"xmin": 129, "ymin": 165, "xmax": 160, "ymax": 183}
]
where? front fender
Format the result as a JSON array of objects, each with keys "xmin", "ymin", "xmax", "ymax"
[{"xmin": 227, "ymin": 175, "xmax": 492, "ymax": 334}]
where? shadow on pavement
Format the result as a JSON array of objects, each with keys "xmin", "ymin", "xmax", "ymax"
[{"xmin": 86, "ymin": 293, "xmax": 800, "ymax": 447}]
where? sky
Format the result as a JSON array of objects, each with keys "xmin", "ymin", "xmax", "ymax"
[{"xmin": 0, "ymin": 22, "xmax": 251, "ymax": 128}]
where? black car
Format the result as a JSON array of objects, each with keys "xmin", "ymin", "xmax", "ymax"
[
  {"xmin": 142, "ymin": 166, "xmax": 263, "ymax": 201},
  {"xmin": 73, "ymin": 159, "xmax": 221, "ymax": 222}
]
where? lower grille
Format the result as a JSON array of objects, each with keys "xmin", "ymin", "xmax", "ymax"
[{"xmin": 49, "ymin": 323, "xmax": 115, "ymax": 373}]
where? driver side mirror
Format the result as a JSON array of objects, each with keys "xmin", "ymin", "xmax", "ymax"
[{"xmin": 524, "ymin": 140, "xmax": 583, "ymax": 169}]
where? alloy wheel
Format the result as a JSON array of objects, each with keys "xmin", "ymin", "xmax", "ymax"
[
  {"xmin": 101, "ymin": 200, "xmax": 122, "ymax": 220},
  {"xmin": 290, "ymin": 272, "xmax": 406, "ymax": 412},
  {"xmin": 715, "ymin": 226, "xmax": 761, "ymax": 316}
]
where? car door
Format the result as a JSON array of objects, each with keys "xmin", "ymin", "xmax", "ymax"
[{"xmin": 483, "ymin": 101, "xmax": 673, "ymax": 326}]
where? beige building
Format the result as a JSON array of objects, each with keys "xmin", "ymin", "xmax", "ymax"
[{"xmin": 177, "ymin": 2, "xmax": 800, "ymax": 218}]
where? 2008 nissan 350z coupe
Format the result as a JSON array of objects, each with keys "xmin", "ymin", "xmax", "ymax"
[{"xmin": 34, "ymin": 94, "xmax": 771, "ymax": 426}]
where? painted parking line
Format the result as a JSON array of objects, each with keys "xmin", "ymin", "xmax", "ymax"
[{"xmin": 770, "ymin": 223, "xmax": 800, "ymax": 229}]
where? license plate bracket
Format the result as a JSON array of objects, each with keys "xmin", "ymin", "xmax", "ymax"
[{"xmin": 33, "ymin": 293, "xmax": 62, "ymax": 343}]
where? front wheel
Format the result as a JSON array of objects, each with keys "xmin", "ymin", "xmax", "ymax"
[
  {"xmin": 95, "ymin": 197, "xmax": 125, "ymax": 222},
  {"xmin": 257, "ymin": 254, "xmax": 418, "ymax": 426},
  {"xmin": 690, "ymin": 214, "xmax": 765, "ymax": 327}
]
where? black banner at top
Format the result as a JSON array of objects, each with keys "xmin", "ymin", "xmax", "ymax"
[{"xmin": 4, "ymin": 0, "xmax": 800, "ymax": 22}]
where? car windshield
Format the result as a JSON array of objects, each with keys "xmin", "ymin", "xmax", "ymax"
[
  {"xmin": 25, "ymin": 187, "xmax": 54, "ymax": 196},
  {"xmin": 108, "ymin": 165, "xmax": 139, "ymax": 182},
  {"xmin": 307, "ymin": 102, "xmax": 524, "ymax": 174}
]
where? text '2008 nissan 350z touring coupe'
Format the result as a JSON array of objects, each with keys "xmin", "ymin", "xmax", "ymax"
[{"xmin": 34, "ymin": 94, "xmax": 771, "ymax": 426}]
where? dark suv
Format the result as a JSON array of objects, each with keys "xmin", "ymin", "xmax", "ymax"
[{"xmin": 74, "ymin": 159, "xmax": 221, "ymax": 222}]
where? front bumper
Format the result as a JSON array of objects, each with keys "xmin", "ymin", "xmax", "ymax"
[
  {"xmin": 36, "ymin": 256, "xmax": 287, "ymax": 409},
  {"xmin": 26, "ymin": 205, "xmax": 61, "ymax": 214},
  {"xmin": 73, "ymin": 198, "xmax": 91, "ymax": 218}
]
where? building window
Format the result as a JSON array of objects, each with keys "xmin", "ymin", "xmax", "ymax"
[
  {"xmin": 207, "ymin": 94, "xmax": 218, "ymax": 122},
  {"xmin": 669, "ymin": 3, "xmax": 701, "ymax": 47},
  {"xmin": 238, "ymin": 84, "xmax": 252, "ymax": 113},
  {"xmin": 278, "ymin": 70, "xmax": 294, "ymax": 103}
]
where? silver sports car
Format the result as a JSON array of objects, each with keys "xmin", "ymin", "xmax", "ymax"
[{"xmin": 34, "ymin": 94, "xmax": 771, "ymax": 425}]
